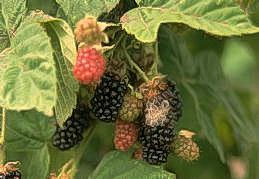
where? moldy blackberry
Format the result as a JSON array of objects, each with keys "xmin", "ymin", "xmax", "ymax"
[
  {"xmin": 139, "ymin": 76, "xmax": 182, "ymax": 165},
  {"xmin": 142, "ymin": 78, "xmax": 182, "ymax": 127},
  {"xmin": 90, "ymin": 72, "xmax": 128, "ymax": 122},
  {"xmin": 52, "ymin": 104, "xmax": 90, "ymax": 150}
]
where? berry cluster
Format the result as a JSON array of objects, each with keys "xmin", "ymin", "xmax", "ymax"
[
  {"xmin": 59, "ymin": 16, "xmax": 196, "ymax": 167},
  {"xmin": 52, "ymin": 104, "xmax": 90, "ymax": 150}
]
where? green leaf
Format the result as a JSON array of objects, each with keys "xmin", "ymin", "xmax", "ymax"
[
  {"xmin": 52, "ymin": 51, "xmax": 78, "ymax": 126},
  {"xmin": 0, "ymin": 21, "xmax": 56, "ymax": 116},
  {"xmin": 6, "ymin": 147, "xmax": 50, "ymax": 179},
  {"xmin": 89, "ymin": 151, "xmax": 175, "ymax": 179},
  {"xmin": 46, "ymin": 22, "xmax": 78, "ymax": 126},
  {"xmin": 0, "ymin": 0, "xmax": 27, "ymax": 51},
  {"xmin": 5, "ymin": 110, "xmax": 55, "ymax": 179},
  {"xmin": 121, "ymin": 0, "xmax": 259, "ymax": 42},
  {"xmin": 28, "ymin": 13, "xmax": 79, "ymax": 126},
  {"xmin": 56, "ymin": 0, "xmax": 120, "ymax": 27},
  {"xmin": 45, "ymin": 19, "xmax": 77, "ymax": 65}
]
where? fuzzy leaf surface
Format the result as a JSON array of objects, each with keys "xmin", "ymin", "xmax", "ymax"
[
  {"xmin": 37, "ymin": 16, "xmax": 78, "ymax": 125},
  {"xmin": 56, "ymin": 0, "xmax": 120, "ymax": 26},
  {"xmin": 5, "ymin": 110, "xmax": 55, "ymax": 179},
  {"xmin": 0, "ymin": 22, "xmax": 56, "ymax": 116},
  {"xmin": 24, "ymin": 14, "xmax": 78, "ymax": 124},
  {"xmin": 0, "ymin": 0, "xmax": 27, "ymax": 51},
  {"xmin": 89, "ymin": 151, "xmax": 176, "ymax": 179},
  {"xmin": 121, "ymin": 0, "xmax": 259, "ymax": 42}
]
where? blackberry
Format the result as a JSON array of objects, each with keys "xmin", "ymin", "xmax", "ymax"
[
  {"xmin": 5, "ymin": 171, "xmax": 21, "ymax": 179},
  {"xmin": 114, "ymin": 120, "xmax": 138, "ymax": 151},
  {"xmin": 118, "ymin": 93, "xmax": 143, "ymax": 122},
  {"xmin": 171, "ymin": 130, "xmax": 200, "ymax": 161},
  {"xmin": 163, "ymin": 80, "xmax": 182, "ymax": 121},
  {"xmin": 52, "ymin": 104, "xmax": 90, "ymax": 150},
  {"xmin": 142, "ymin": 146, "xmax": 170, "ymax": 165},
  {"xmin": 73, "ymin": 47, "xmax": 105, "ymax": 84},
  {"xmin": 139, "ymin": 122, "xmax": 176, "ymax": 149},
  {"xmin": 74, "ymin": 16, "xmax": 106, "ymax": 44},
  {"xmin": 90, "ymin": 72, "xmax": 128, "ymax": 122},
  {"xmin": 144, "ymin": 80, "xmax": 182, "ymax": 127}
]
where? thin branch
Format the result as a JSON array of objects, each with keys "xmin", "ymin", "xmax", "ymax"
[{"xmin": 123, "ymin": 47, "xmax": 149, "ymax": 82}]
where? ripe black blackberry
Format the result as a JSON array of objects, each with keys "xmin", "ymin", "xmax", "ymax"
[
  {"xmin": 163, "ymin": 80, "xmax": 182, "ymax": 122},
  {"xmin": 142, "ymin": 146, "xmax": 170, "ymax": 165},
  {"xmin": 90, "ymin": 72, "xmax": 128, "ymax": 122},
  {"xmin": 139, "ymin": 121, "xmax": 176, "ymax": 149},
  {"xmin": 5, "ymin": 170, "xmax": 21, "ymax": 179},
  {"xmin": 52, "ymin": 104, "xmax": 90, "ymax": 150}
]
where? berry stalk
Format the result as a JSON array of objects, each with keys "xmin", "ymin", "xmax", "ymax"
[{"xmin": 123, "ymin": 44, "xmax": 149, "ymax": 82}]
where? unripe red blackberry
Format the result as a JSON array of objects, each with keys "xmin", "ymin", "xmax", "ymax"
[
  {"xmin": 114, "ymin": 120, "xmax": 138, "ymax": 151},
  {"xmin": 52, "ymin": 104, "xmax": 90, "ymax": 150},
  {"xmin": 118, "ymin": 93, "xmax": 143, "ymax": 122},
  {"xmin": 73, "ymin": 47, "xmax": 105, "ymax": 84},
  {"xmin": 90, "ymin": 72, "xmax": 128, "ymax": 122}
]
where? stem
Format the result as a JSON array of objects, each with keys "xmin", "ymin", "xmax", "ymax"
[
  {"xmin": 123, "ymin": 47, "xmax": 149, "ymax": 82},
  {"xmin": 154, "ymin": 41, "xmax": 159, "ymax": 74},
  {"xmin": 149, "ymin": 42, "xmax": 159, "ymax": 76}
]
